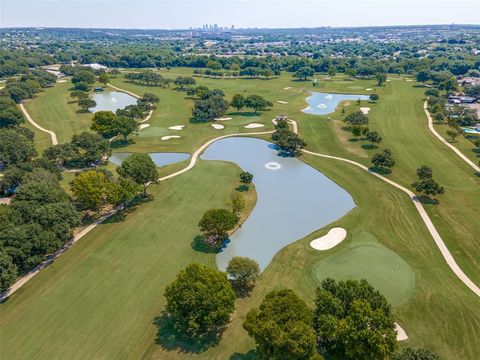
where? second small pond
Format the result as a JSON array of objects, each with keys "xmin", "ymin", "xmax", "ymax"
[{"xmin": 89, "ymin": 91, "xmax": 138, "ymax": 113}]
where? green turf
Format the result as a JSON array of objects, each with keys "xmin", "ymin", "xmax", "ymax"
[
  {"xmin": 6, "ymin": 71, "xmax": 479, "ymax": 360},
  {"xmin": 312, "ymin": 231, "xmax": 416, "ymax": 306}
]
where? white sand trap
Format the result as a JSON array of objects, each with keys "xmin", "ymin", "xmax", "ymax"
[
  {"xmin": 284, "ymin": 87, "xmax": 292, "ymax": 90},
  {"xmin": 365, "ymin": 88, "xmax": 372, "ymax": 91},
  {"xmin": 406, "ymin": 79, "xmax": 413, "ymax": 82},
  {"xmin": 211, "ymin": 123, "xmax": 224, "ymax": 129},
  {"xmin": 214, "ymin": 117, "xmax": 232, "ymax": 121},
  {"xmin": 276, "ymin": 100, "xmax": 288, "ymax": 104},
  {"xmin": 161, "ymin": 135, "xmax": 181, "ymax": 141},
  {"xmin": 245, "ymin": 123, "xmax": 265, "ymax": 129},
  {"xmin": 310, "ymin": 228, "xmax": 347, "ymax": 250},
  {"xmin": 386, "ymin": 79, "xmax": 392, "ymax": 82},
  {"xmin": 139, "ymin": 124, "xmax": 150, "ymax": 130},
  {"xmin": 395, "ymin": 323, "xmax": 408, "ymax": 341},
  {"xmin": 168, "ymin": 125, "xmax": 184, "ymax": 130},
  {"xmin": 57, "ymin": 80, "xmax": 67, "ymax": 83},
  {"xmin": 360, "ymin": 107, "xmax": 370, "ymax": 115}
]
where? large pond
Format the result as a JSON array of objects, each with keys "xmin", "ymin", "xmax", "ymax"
[
  {"xmin": 302, "ymin": 92, "xmax": 370, "ymax": 115},
  {"xmin": 109, "ymin": 152, "xmax": 190, "ymax": 167},
  {"xmin": 89, "ymin": 91, "xmax": 137, "ymax": 113},
  {"xmin": 201, "ymin": 137, "xmax": 356, "ymax": 271}
]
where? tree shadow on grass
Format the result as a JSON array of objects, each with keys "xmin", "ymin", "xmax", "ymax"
[
  {"xmin": 230, "ymin": 280, "xmax": 254, "ymax": 299},
  {"xmin": 368, "ymin": 166, "xmax": 392, "ymax": 175},
  {"xmin": 110, "ymin": 139, "xmax": 134, "ymax": 149},
  {"xmin": 153, "ymin": 313, "xmax": 221, "ymax": 354},
  {"xmin": 361, "ymin": 144, "xmax": 378, "ymax": 149},
  {"xmin": 235, "ymin": 184, "xmax": 249, "ymax": 192},
  {"xmin": 191, "ymin": 235, "xmax": 220, "ymax": 254},
  {"xmin": 230, "ymin": 350, "xmax": 258, "ymax": 360},
  {"xmin": 413, "ymin": 195, "xmax": 440, "ymax": 205}
]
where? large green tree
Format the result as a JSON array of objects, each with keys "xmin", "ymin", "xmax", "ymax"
[
  {"xmin": 371, "ymin": 148, "xmax": 395, "ymax": 173},
  {"xmin": 71, "ymin": 170, "xmax": 111, "ymax": 211},
  {"xmin": 164, "ymin": 263, "xmax": 235, "ymax": 341},
  {"xmin": 0, "ymin": 250, "xmax": 18, "ymax": 293},
  {"xmin": 230, "ymin": 94, "xmax": 246, "ymax": 112},
  {"xmin": 244, "ymin": 289, "xmax": 319, "ymax": 360},
  {"xmin": 0, "ymin": 129, "xmax": 37, "ymax": 166},
  {"xmin": 191, "ymin": 95, "xmax": 229, "ymax": 123},
  {"xmin": 345, "ymin": 111, "xmax": 369, "ymax": 126},
  {"xmin": 313, "ymin": 278, "xmax": 397, "ymax": 360},
  {"xmin": 245, "ymin": 95, "xmax": 273, "ymax": 114},
  {"xmin": 272, "ymin": 129, "xmax": 306, "ymax": 156},
  {"xmin": 198, "ymin": 208, "xmax": 237, "ymax": 246},
  {"xmin": 226, "ymin": 256, "xmax": 260, "ymax": 294},
  {"xmin": 117, "ymin": 153, "xmax": 158, "ymax": 196},
  {"xmin": 294, "ymin": 67, "xmax": 315, "ymax": 81}
]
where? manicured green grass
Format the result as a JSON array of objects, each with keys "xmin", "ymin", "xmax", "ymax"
[
  {"xmin": 433, "ymin": 122, "xmax": 480, "ymax": 164},
  {"xmin": 23, "ymin": 81, "xmax": 93, "ymax": 151},
  {"xmin": 9, "ymin": 71, "xmax": 480, "ymax": 360},
  {"xmin": 311, "ymin": 232, "xmax": 416, "ymax": 306}
]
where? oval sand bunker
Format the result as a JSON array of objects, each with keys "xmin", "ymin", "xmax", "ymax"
[{"xmin": 310, "ymin": 227, "xmax": 347, "ymax": 250}]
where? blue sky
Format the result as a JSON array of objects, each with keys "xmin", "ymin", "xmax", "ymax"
[{"xmin": 1, "ymin": 0, "xmax": 479, "ymax": 29}]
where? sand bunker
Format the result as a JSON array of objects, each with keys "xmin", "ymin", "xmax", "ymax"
[
  {"xmin": 395, "ymin": 323, "xmax": 408, "ymax": 341},
  {"xmin": 211, "ymin": 123, "xmax": 224, "ymax": 130},
  {"xmin": 245, "ymin": 123, "xmax": 265, "ymax": 129},
  {"xmin": 360, "ymin": 107, "xmax": 370, "ymax": 115},
  {"xmin": 215, "ymin": 117, "xmax": 232, "ymax": 121},
  {"xmin": 276, "ymin": 100, "xmax": 288, "ymax": 104},
  {"xmin": 139, "ymin": 124, "xmax": 150, "ymax": 130},
  {"xmin": 310, "ymin": 228, "xmax": 347, "ymax": 250},
  {"xmin": 161, "ymin": 135, "xmax": 181, "ymax": 141},
  {"xmin": 406, "ymin": 79, "xmax": 413, "ymax": 82},
  {"xmin": 365, "ymin": 88, "xmax": 372, "ymax": 91},
  {"xmin": 168, "ymin": 125, "xmax": 184, "ymax": 131},
  {"xmin": 57, "ymin": 80, "xmax": 67, "ymax": 83},
  {"xmin": 284, "ymin": 87, "xmax": 292, "ymax": 90}
]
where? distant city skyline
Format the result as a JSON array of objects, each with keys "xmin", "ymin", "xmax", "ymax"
[{"xmin": 2, "ymin": 0, "xmax": 479, "ymax": 29}]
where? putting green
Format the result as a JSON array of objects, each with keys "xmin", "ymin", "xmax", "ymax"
[{"xmin": 312, "ymin": 233, "xmax": 415, "ymax": 306}]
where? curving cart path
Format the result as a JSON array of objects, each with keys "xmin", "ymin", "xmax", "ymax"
[
  {"xmin": 284, "ymin": 118, "xmax": 479, "ymax": 297},
  {"xmin": 4, "ymin": 113, "xmax": 479, "ymax": 300},
  {"xmin": 19, "ymin": 103, "xmax": 58, "ymax": 145},
  {"xmin": 423, "ymin": 100, "xmax": 479, "ymax": 172}
]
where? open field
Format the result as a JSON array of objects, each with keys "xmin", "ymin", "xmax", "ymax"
[{"xmin": 5, "ymin": 70, "xmax": 479, "ymax": 359}]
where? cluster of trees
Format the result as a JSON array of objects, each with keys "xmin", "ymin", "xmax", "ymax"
[
  {"xmin": 191, "ymin": 89, "xmax": 229, "ymax": 123},
  {"xmin": 116, "ymin": 93, "xmax": 159, "ymax": 120},
  {"xmin": 125, "ymin": 71, "xmax": 170, "ymax": 87},
  {"xmin": 161, "ymin": 265, "xmax": 439, "ymax": 360},
  {"xmin": 173, "ymin": 76, "xmax": 196, "ymax": 90},
  {"xmin": 413, "ymin": 165, "xmax": 444, "ymax": 202},
  {"xmin": 1, "ymin": 69, "xmax": 56, "ymax": 103},
  {"xmin": 371, "ymin": 148, "xmax": 395, "ymax": 173},
  {"xmin": 44, "ymin": 132, "xmax": 111, "ymax": 169},
  {"xmin": 91, "ymin": 111, "xmax": 138, "ymax": 141},
  {"xmin": 0, "ymin": 128, "xmax": 81, "ymax": 291},
  {"xmin": 0, "ymin": 95, "xmax": 24, "ymax": 127},
  {"xmin": 230, "ymin": 94, "xmax": 273, "ymax": 114},
  {"xmin": 194, "ymin": 66, "xmax": 279, "ymax": 79},
  {"xmin": 70, "ymin": 152, "xmax": 158, "ymax": 212},
  {"xmin": 271, "ymin": 119, "xmax": 306, "ymax": 156},
  {"xmin": 344, "ymin": 111, "xmax": 383, "ymax": 148}
]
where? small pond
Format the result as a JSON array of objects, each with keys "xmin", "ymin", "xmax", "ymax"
[
  {"xmin": 302, "ymin": 92, "xmax": 370, "ymax": 115},
  {"xmin": 201, "ymin": 137, "xmax": 356, "ymax": 271},
  {"xmin": 89, "ymin": 91, "xmax": 138, "ymax": 113},
  {"xmin": 109, "ymin": 152, "xmax": 190, "ymax": 167}
]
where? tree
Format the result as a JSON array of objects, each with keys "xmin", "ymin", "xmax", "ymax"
[
  {"xmin": 244, "ymin": 289, "xmax": 318, "ymax": 360},
  {"xmin": 73, "ymin": 81, "xmax": 91, "ymax": 92},
  {"xmin": 114, "ymin": 115, "xmax": 138, "ymax": 142},
  {"xmin": 294, "ymin": 66, "xmax": 315, "ymax": 81},
  {"xmin": 229, "ymin": 191, "xmax": 245, "ymax": 216},
  {"xmin": 371, "ymin": 148, "xmax": 395, "ymax": 173},
  {"xmin": 71, "ymin": 69, "xmax": 95, "ymax": 84},
  {"xmin": 0, "ymin": 250, "xmax": 18, "ymax": 293},
  {"xmin": 91, "ymin": 111, "xmax": 119, "ymax": 138},
  {"xmin": 415, "ymin": 178, "xmax": 444, "ymax": 199},
  {"xmin": 164, "ymin": 263, "xmax": 235, "ymax": 341},
  {"xmin": 327, "ymin": 66, "xmax": 336, "ymax": 78},
  {"xmin": 446, "ymin": 129, "xmax": 459, "ymax": 143},
  {"xmin": 98, "ymin": 72, "xmax": 109, "ymax": 86},
  {"xmin": 207, "ymin": 60, "xmax": 222, "ymax": 71},
  {"xmin": 245, "ymin": 95, "xmax": 273, "ymax": 114},
  {"xmin": 313, "ymin": 278, "xmax": 397, "ymax": 360},
  {"xmin": 230, "ymin": 94, "xmax": 245, "ymax": 112},
  {"xmin": 191, "ymin": 95, "xmax": 229, "ymax": 123},
  {"xmin": 262, "ymin": 68, "xmax": 274, "ymax": 79},
  {"xmin": 240, "ymin": 171, "xmax": 253, "ymax": 188},
  {"xmin": 78, "ymin": 97, "xmax": 96, "ymax": 112},
  {"xmin": 226, "ymin": 257, "xmax": 260, "ymax": 294},
  {"xmin": 107, "ymin": 177, "xmax": 139, "ymax": 209},
  {"xmin": 365, "ymin": 131, "xmax": 382, "ymax": 147},
  {"xmin": 109, "ymin": 68, "xmax": 120, "ymax": 78},
  {"xmin": 416, "ymin": 70, "xmax": 431, "ymax": 83},
  {"xmin": 0, "ymin": 129, "xmax": 37, "ymax": 166},
  {"xmin": 369, "ymin": 93, "xmax": 379, "ymax": 102},
  {"xmin": 0, "ymin": 96, "xmax": 24, "ymax": 127},
  {"xmin": 424, "ymin": 89, "xmax": 439, "ymax": 97},
  {"xmin": 117, "ymin": 153, "xmax": 158, "ymax": 197},
  {"xmin": 71, "ymin": 170, "xmax": 110, "ymax": 211},
  {"xmin": 393, "ymin": 348, "xmax": 439, "ymax": 360},
  {"xmin": 416, "ymin": 165, "xmax": 433, "ymax": 180},
  {"xmin": 272, "ymin": 129, "xmax": 306, "ymax": 156},
  {"xmin": 141, "ymin": 92, "xmax": 160, "ymax": 105},
  {"xmin": 198, "ymin": 209, "xmax": 237, "ymax": 246},
  {"xmin": 345, "ymin": 111, "xmax": 369, "ymax": 125},
  {"xmin": 376, "ymin": 73, "xmax": 387, "ymax": 86},
  {"xmin": 174, "ymin": 76, "xmax": 196, "ymax": 90}
]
